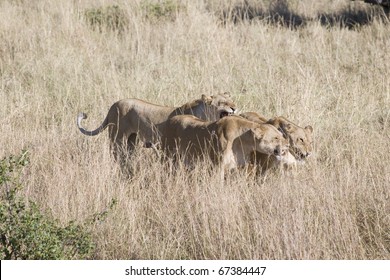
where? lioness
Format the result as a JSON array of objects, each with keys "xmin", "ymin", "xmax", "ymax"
[
  {"xmin": 77, "ymin": 93, "xmax": 236, "ymax": 160},
  {"xmin": 240, "ymin": 112, "xmax": 313, "ymax": 172},
  {"xmin": 162, "ymin": 115, "xmax": 289, "ymax": 177}
]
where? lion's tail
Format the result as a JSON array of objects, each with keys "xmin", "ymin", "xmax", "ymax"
[{"xmin": 77, "ymin": 112, "xmax": 109, "ymax": 136}]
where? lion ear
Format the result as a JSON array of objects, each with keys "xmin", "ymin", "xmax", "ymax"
[
  {"xmin": 222, "ymin": 91, "xmax": 231, "ymax": 97},
  {"xmin": 250, "ymin": 127, "xmax": 264, "ymax": 139},
  {"xmin": 305, "ymin": 125, "xmax": 313, "ymax": 133},
  {"xmin": 281, "ymin": 122, "xmax": 293, "ymax": 133},
  {"xmin": 201, "ymin": 94, "xmax": 213, "ymax": 104}
]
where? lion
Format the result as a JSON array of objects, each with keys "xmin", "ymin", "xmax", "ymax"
[
  {"xmin": 240, "ymin": 112, "xmax": 313, "ymax": 172},
  {"xmin": 162, "ymin": 115, "xmax": 289, "ymax": 177},
  {"xmin": 77, "ymin": 93, "xmax": 236, "ymax": 160}
]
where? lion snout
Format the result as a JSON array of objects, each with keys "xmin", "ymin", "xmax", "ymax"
[
  {"xmin": 219, "ymin": 107, "xmax": 235, "ymax": 119},
  {"xmin": 273, "ymin": 147, "xmax": 281, "ymax": 156},
  {"xmin": 219, "ymin": 107, "xmax": 237, "ymax": 119},
  {"xmin": 302, "ymin": 151, "xmax": 312, "ymax": 158},
  {"xmin": 295, "ymin": 149, "xmax": 311, "ymax": 160},
  {"xmin": 274, "ymin": 144, "xmax": 289, "ymax": 158}
]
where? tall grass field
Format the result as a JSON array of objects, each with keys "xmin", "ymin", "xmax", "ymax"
[{"xmin": 0, "ymin": 0, "xmax": 389, "ymax": 259}]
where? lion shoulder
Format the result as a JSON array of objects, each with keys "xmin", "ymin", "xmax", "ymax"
[{"xmin": 239, "ymin": 111, "xmax": 268, "ymax": 123}]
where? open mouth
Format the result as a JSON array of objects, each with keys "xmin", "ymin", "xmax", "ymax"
[
  {"xmin": 290, "ymin": 146, "xmax": 303, "ymax": 159},
  {"xmin": 219, "ymin": 111, "xmax": 230, "ymax": 118},
  {"xmin": 294, "ymin": 150, "xmax": 306, "ymax": 160},
  {"xmin": 274, "ymin": 148, "xmax": 287, "ymax": 158},
  {"xmin": 274, "ymin": 150, "xmax": 283, "ymax": 161}
]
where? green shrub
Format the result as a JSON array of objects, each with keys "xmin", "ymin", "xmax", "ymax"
[
  {"xmin": 0, "ymin": 151, "xmax": 95, "ymax": 259},
  {"xmin": 84, "ymin": 5, "xmax": 128, "ymax": 32},
  {"xmin": 141, "ymin": 0, "xmax": 184, "ymax": 22}
]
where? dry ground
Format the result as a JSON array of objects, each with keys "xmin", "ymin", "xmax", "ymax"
[{"xmin": 0, "ymin": 0, "xmax": 389, "ymax": 259}]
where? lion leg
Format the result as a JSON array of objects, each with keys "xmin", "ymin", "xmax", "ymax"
[
  {"xmin": 108, "ymin": 125, "xmax": 127, "ymax": 162},
  {"xmin": 127, "ymin": 133, "xmax": 137, "ymax": 154},
  {"xmin": 110, "ymin": 141, "xmax": 122, "ymax": 162},
  {"xmin": 220, "ymin": 141, "xmax": 237, "ymax": 179}
]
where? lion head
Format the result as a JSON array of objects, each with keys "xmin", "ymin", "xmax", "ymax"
[
  {"xmin": 178, "ymin": 92, "xmax": 237, "ymax": 121},
  {"xmin": 269, "ymin": 117, "xmax": 313, "ymax": 160},
  {"xmin": 250, "ymin": 124, "xmax": 290, "ymax": 161},
  {"xmin": 201, "ymin": 92, "xmax": 237, "ymax": 119}
]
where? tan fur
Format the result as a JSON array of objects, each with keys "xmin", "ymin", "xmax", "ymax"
[
  {"xmin": 240, "ymin": 112, "xmax": 313, "ymax": 172},
  {"xmin": 77, "ymin": 93, "xmax": 236, "ymax": 160},
  {"xmin": 162, "ymin": 115, "xmax": 289, "ymax": 177},
  {"xmin": 239, "ymin": 111, "xmax": 268, "ymax": 123}
]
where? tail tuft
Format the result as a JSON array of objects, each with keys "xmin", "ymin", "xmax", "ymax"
[{"xmin": 78, "ymin": 112, "xmax": 87, "ymax": 120}]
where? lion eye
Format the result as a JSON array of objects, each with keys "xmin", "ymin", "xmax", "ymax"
[{"xmin": 299, "ymin": 138, "xmax": 304, "ymax": 143}]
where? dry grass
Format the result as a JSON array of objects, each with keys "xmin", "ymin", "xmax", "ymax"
[{"xmin": 1, "ymin": 0, "xmax": 389, "ymax": 259}]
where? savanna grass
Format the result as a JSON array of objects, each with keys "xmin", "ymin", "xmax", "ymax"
[{"xmin": 0, "ymin": 0, "xmax": 389, "ymax": 259}]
